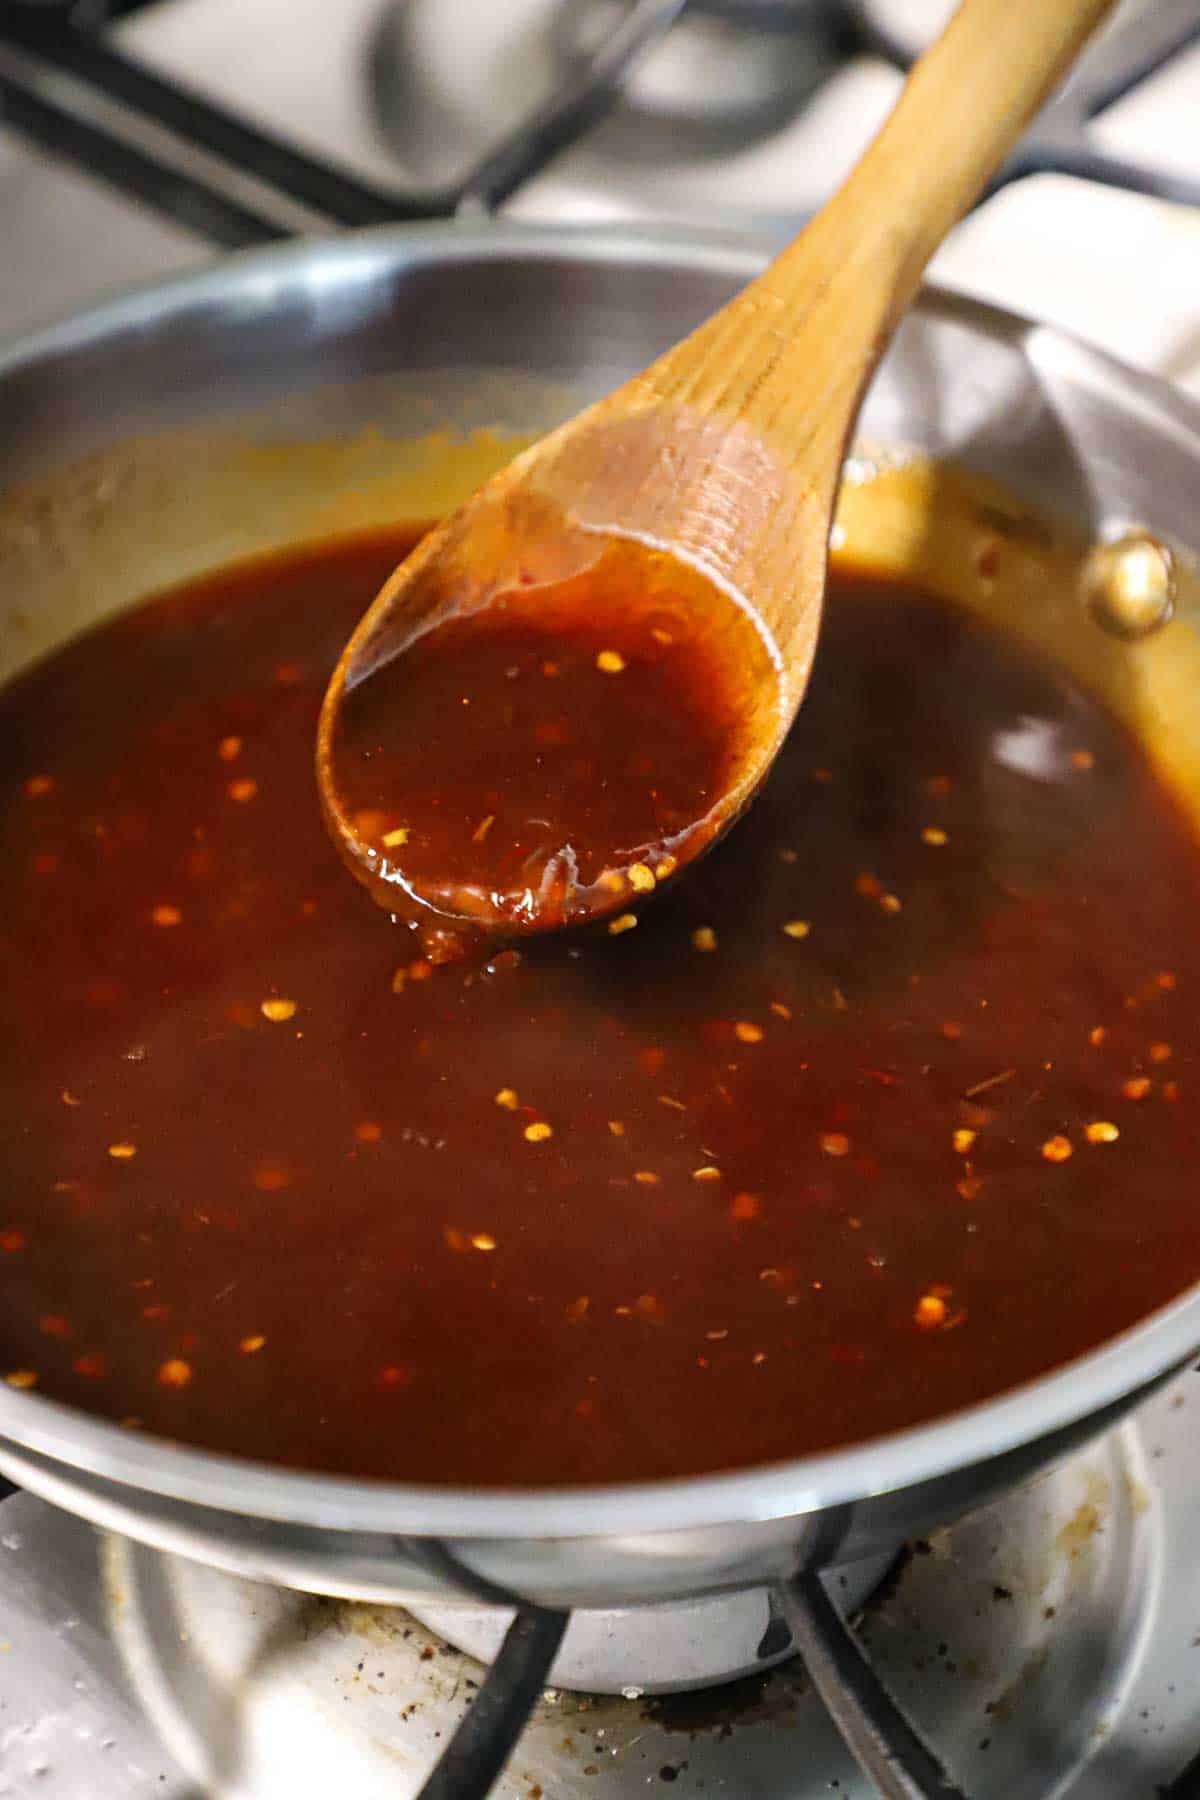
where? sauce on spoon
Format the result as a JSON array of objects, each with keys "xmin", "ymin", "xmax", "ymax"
[{"xmin": 327, "ymin": 534, "xmax": 783, "ymax": 942}]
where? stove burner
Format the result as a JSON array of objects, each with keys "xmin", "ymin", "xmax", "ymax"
[
  {"xmin": 409, "ymin": 1553, "xmax": 893, "ymax": 1695},
  {"xmin": 372, "ymin": 0, "xmax": 842, "ymax": 188},
  {"xmin": 94, "ymin": 1418, "xmax": 1164, "ymax": 1798}
]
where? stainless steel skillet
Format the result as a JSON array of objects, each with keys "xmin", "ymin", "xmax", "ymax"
[{"xmin": 0, "ymin": 223, "xmax": 1198, "ymax": 1629}]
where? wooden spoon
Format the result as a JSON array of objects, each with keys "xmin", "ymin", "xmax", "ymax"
[{"xmin": 318, "ymin": 0, "xmax": 1112, "ymax": 950}]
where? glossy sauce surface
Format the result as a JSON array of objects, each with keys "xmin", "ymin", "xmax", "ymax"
[
  {"xmin": 2, "ymin": 527, "xmax": 1200, "ymax": 1486},
  {"xmin": 329, "ymin": 537, "xmax": 779, "ymax": 936}
]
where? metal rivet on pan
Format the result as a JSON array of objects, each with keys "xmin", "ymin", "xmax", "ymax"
[{"xmin": 1083, "ymin": 530, "xmax": 1176, "ymax": 641}]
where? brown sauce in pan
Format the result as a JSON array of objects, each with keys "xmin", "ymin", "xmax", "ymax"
[{"xmin": 2, "ymin": 525, "xmax": 1200, "ymax": 1486}]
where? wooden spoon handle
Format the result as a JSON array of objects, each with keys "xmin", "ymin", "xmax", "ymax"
[{"xmin": 653, "ymin": 0, "xmax": 1115, "ymax": 472}]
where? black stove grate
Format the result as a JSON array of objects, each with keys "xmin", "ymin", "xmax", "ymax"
[
  {"xmin": 3, "ymin": 0, "xmax": 1199, "ymax": 246},
  {"xmin": 0, "ymin": 0, "xmax": 690, "ymax": 245}
]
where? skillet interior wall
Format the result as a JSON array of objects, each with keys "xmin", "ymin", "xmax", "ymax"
[{"xmin": 2, "ymin": 367, "xmax": 1199, "ymax": 840}]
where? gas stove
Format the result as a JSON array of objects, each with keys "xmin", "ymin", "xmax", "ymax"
[
  {"xmin": 2, "ymin": 3, "xmax": 1200, "ymax": 1797},
  {"xmin": 5, "ymin": 1373, "xmax": 1200, "ymax": 1797}
]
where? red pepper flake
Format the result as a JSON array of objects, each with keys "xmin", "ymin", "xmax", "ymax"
[
  {"xmin": 730, "ymin": 1192, "xmax": 761, "ymax": 1220},
  {"xmin": 274, "ymin": 661, "xmax": 303, "ymax": 685},
  {"xmin": 781, "ymin": 919, "xmax": 810, "ymax": 940},
  {"xmin": 921, "ymin": 826, "xmax": 949, "ymax": 847},
  {"xmin": 1150, "ymin": 1042, "xmax": 1173, "ymax": 1063},
  {"xmin": 150, "ymin": 903, "xmax": 183, "ymax": 928},
  {"xmin": 940, "ymin": 1021, "xmax": 963, "ymax": 1041},
  {"xmin": 879, "ymin": 892, "xmax": 903, "ymax": 914},
  {"xmin": 0, "ymin": 1230, "xmax": 26, "ymax": 1254},
  {"xmin": 252, "ymin": 1161, "xmax": 292, "ymax": 1191},
  {"xmin": 141, "ymin": 1303, "xmax": 170, "ymax": 1322},
  {"xmin": 820, "ymin": 1132, "xmax": 851, "ymax": 1158},
  {"xmin": 240, "ymin": 1335, "xmax": 266, "ymax": 1354},
  {"xmin": 926, "ymin": 774, "xmax": 952, "ymax": 795},
  {"xmin": 635, "ymin": 1293, "xmax": 664, "ymax": 1324},
  {"xmin": 24, "ymin": 774, "xmax": 54, "ymax": 797},
  {"xmin": 956, "ymin": 1174, "xmax": 984, "ymax": 1201},
  {"xmin": 565, "ymin": 1297, "xmax": 590, "ymax": 1324},
  {"xmin": 752, "ymin": 1352, "xmax": 768, "ymax": 1366},
  {"xmin": 1070, "ymin": 749, "xmax": 1095, "ymax": 771},
  {"xmin": 952, "ymin": 1128, "xmax": 976, "ymax": 1154},
  {"xmin": 72, "ymin": 1353, "xmax": 106, "ymax": 1379},
  {"xmin": 379, "ymin": 1365, "xmax": 413, "ymax": 1387},
  {"xmin": 1085, "ymin": 1120, "xmax": 1119, "ymax": 1144},
  {"xmin": 596, "ymin": 650, "xmax": 626, "ymax": 674},
  {"xmin": 1041, "ymin": 1135, "xmax": 1073, "ymax": 1164},
  {"xmin": 607, "ymin": 1120, "xmax": 626, "ymax": 1137},
  {"xmin": 1123, "ymin": 1076, "xmax": 1153, "ymax": 1101},
  {"xmin": 914, "ymin": 1293, "xmax": 948, "ymax": 1329},
  {"xmin": 107, "ymin": 1142, "xmax": 137, "ymax": 1160},
  {"xmin": 260, "ymin": 998, "xmax": 297, "ymax": 1022},
  {"xmin": 38, "ymin": 1315, "xmax": 69, "ymax": 1338},
  {"xmin": 354, "ymin": 1120, "xmax": 383, "ymax": 1143},
  {"xmin": 5, "ymin": 1370, "xmax": 37, "ymax": 1390},
  {"xmin": 524, "ymin": 1121, "xmax": 553, "ymax": 1143},
  {"xmin": 60, "ymin": 1088, "xmax": 81, "ymax": 1107},
  {"xmin": 691, "ymin": 926, "xmax": 718, "ymax": 952},
  {"xmin": 157, "ymin": 1358, "xmax": 192, "ymax": 1388},
  {"xmin": 965, "ymin": 1069, "xmax": 1016, "ymax": 1098},
  {"xmin": 1163, "ymin": 1081, "xmax": 1181, "ymax": 1102},
  {"xmin": 470, "ymin": 1232, "xmax": 497, "ymax": 1251},
  {"xmin": 1158, "ymin": 971, "xmax": 1177, "ymax": 990},
  {"xmin": 227, "ymin": 777, "xmax": 258, "ymax": 803},
  {"xmin": 1089, "ymin": 1026, "xmax": 1107, "ymax": 1047},
  {"xmin": 32, "ymin": 852, "xmax": 60, "ymax": 876},
  {"xmin": 634, "ymin": 1170, "xmax": 661, "ymax": 1186},
  {"xmin": 734, "ymin": 1021, "xmax": 764, "ymax": 1044},
  {"xmin": 218, "ymin": 736, "xmax": 243, "ymax": 762},
  {"xmin": 692, "ymin": 1165, "xmax": 721, "ymax": 1182},
  {"xmin": 855, "ymin": 872, "xmax": 883, "ymax": 899}
]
